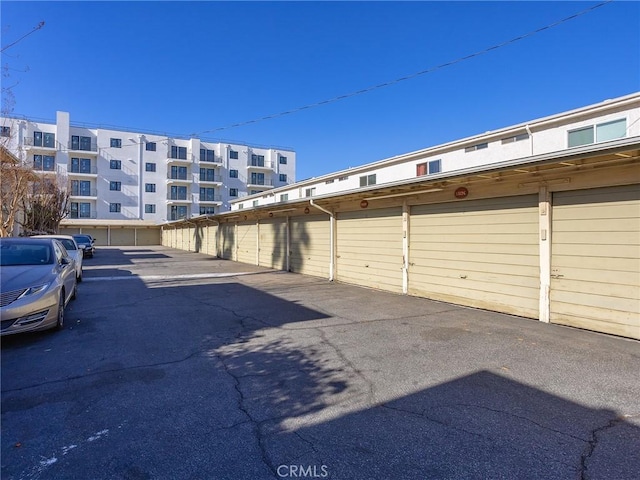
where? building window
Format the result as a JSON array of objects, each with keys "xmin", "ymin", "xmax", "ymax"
[
  {"xmin": 170, "ymin": 205, "xmax": 188, "ymax": 221},
  {"xmin": 416, "ymin": 159, "xmax": 442, "ymax": 176},
  {"xmin": 465, "ymin": 142, "xmax": 488, "ymax": 153},
  {"xmin": 109, "ymin": 181, "xmax": 121, "ymax": 191},
  {"xmin": 200, "ymin": 206, "xmax": 216, "ymax": 215},
  {"xmin": 305, "ymin": 187, "xmax": 316, "ymax": 197},
  {"xmin": 145, "ymin": 204, "xmax": 156, "ymax": 214},
  {"xmin": 279, "ymin": 174, "xmax": 287, "ymax": 182},
  {"xmin": 110, "ymin": 138, "xmax": 122, "ymax": 148},
  {"xmin": 33, "ymin": 131, "xmax": 42, "ymax": 146},
  {"xmin": 570, "ymin": 118, "xmax": 627, "ymax": 147},
  {"xmin": 200, "ymin": 148, "xmax": 215, "ymax": 162},
  {"xmin": 199, "ymin": 187, "xmax": 216, "ymax": 201},
  {"xmin": 145, "ymin": 162, "xmax": 156, "ymax": 172},
  {"xmin": 229, "ymin": 150, "xmax": 238, "ymax": 159},
  {"xmin": 70, "ymin": 157, "xmax": 92, "ymax": 174},
  {"xmin": 34, "ymin": 155, "xmax": 55, "ymax": 171},
  {"xmin": 71, "ymin": 180, "xmax": 92, "ymax": 196},
  {"xmin": 200, "ymin": 168, "xmax": 217, "ymax": 182},
  {"xmin": 501, "ymin": 133, "xmax": 530, "ymax": 144},
  {"xmin": 170, "ymin": 185, "xmax": 188, "ymax": 200},
  {"xmin": 110, "ymin": 159, "xmax": 121, "ymax": 169},
  {"xmin": 146, "ymin": 142, "xmax": 156, "ymax": 151},
  {"xmin": 326, "ymin": 179, "xmax": 334, "ymax": 184},
  {"xmin": 34, "ymin": 131, "xmax": 55, "ymax": 148},
  {"xmin": 145, "ymin": 183, "xmax": 156, "ymax": 193},
  {"xmin": 229, "ymin": 188, "xmax": 238, "ymax": 197},
  {"xmin": 109, "ymin": 203, "xmax": 121, "ymax": 213},
  {"xmin": 229, "ymin": 169, "xmax": 238, "ymax": 178},
  {"xmin": 1, "ymin": 126, "xmax": 10, "ymax": 137},
  {"xmin": 279, "ymin": 155, "xmax": 287, "ymax": 165},
  {"xmin": 250, "ymin": 172, "xmax": 265, "ymax": 185},
  {"xmin": 170, "ymin": 165, "xmax": 188, "ymax": 180},
  {"xmin": 170, "ymin": 145, "xmax": 188, "ymax": 160},
  {"xmin": 359, "ymin": 174, "xmax": 376, "ymax": 187},
  {"xmin": 251, "ymin": 200, "xmax": 258, "ymax": 207},
  {"xmin": 280, "ymin": 193, "xmax": 289, "ymax": 202},
  {"xmin": 338, "ymin": 176, "xmax": 349, "ymax": 181},
  {"xmin": 71, "ymin": 135, "xmax": 93, "ymax": 151},
  {"xmin": 250, "ymin": 154, "xmax": 265, "ymax": 167},
  {"xmin": 71, "ymin": 202, "xmax": 91, "ymax": 219}
]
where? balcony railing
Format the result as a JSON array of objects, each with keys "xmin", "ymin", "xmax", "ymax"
[
  {"xmin": 23, "ymin": 137, "xmax": 61, "ymax": 149},
  {"xmin": 69, "ymin": 166, "xmax": 98, "ymax": 175},
  {"xmin": 68, "ymin": 141, "xmax": 98, "ymax": 152},
  {"xmin": 70, "ymin": 211, "xmax": 97, "ymax": 219},
  {"xmin": 247, "ymin": 159, "xmax": 274, "ymax": 169},
  {"xmin": 247, "ymin": 179, "xmax": 274, "ymax": 187},
  {"xmin": 70, "ymin": 188, "xmax": 97, "ymax": 197},
  {"xmin": 167, "ymin": 194, "xmax": 190, "ymax": 201},
  {"xmin": 198, "ymin": 194, "xmax": 222, "ymax": 203},
  {"xmin": 199, "ymin": 175, "xmax": 223, "ymax": 183}
]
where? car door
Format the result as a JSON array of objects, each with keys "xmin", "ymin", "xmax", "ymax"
[{"xmin": 53, "ymin": 241, "xmax": 76, "ymax": 303}]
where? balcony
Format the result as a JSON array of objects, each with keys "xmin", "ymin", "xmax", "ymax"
[
  {"xmin": 68, "ymin": 166, "xmax": 98, "ymax": 176},
  {"xmin": 247, "ymin": 159, "xmax": 274, "ymax": 170},
  {"xmin": 166, "ymin": 176, "xmax": 191, "ymax": 184},
  {"xmin": 199, "ymin": 157, "xmax": 222, "ymax": 165},
  {"xmin": 70, "ymin": 188, "xmax": 97, "ymax": 198},
  {"xmin": 198, "ymin": 194, "xmax": 222, "ymax": 204},
  {"xmin": 68, "ymin": 140, "xmax": 98, "ymax": 153},
  {"xmin": 70, "ymin": 211, "xmax": 97, "ymax": 219},
  {"xmin": 246, "ymin": 179, "xmax": 274, "ymax": 189},
  {"xmin": 23, "ymin": 137, "xmax": 60, "ymax": 151},
  {"xmin": 198, "ymin": 174, "xmax": 223, "ymax": 185}
]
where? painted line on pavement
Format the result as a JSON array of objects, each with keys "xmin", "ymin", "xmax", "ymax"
[{"xmin": 84, "ymin": 272, "xmax": 264, "ymax": 282}]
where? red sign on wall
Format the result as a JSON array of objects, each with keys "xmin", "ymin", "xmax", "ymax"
[{"xmin": 454, "ymin": 187, "xmax": 469, "ymax": 199}]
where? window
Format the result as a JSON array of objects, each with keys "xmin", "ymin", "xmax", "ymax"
[
  {"xmin": 1, "ymin": 126, "xmax": 10, "ymax": 137},
  {"xmin": 34, "ymin": 131, "xmax": 55, "ymax": 148},
  {"xmin": 145, "ymin": 183, "xmax": 156, "ymax": 193},
  {"xmin": 250, "ymin": 172, "xmax": 265, "ymax": 185},
  {"xmin": 145, "ymin": 204, "xmax": 156, "ymax": 214},
  {"xmin": 170, "ymin": 165, "xmax": 188, "ymax": 180},
  {"xmin": 170, "ymin": 145, "xmax": 188, "ymax": 160},
  {"xmin": 146, "ymin": 142, "xmax": 156, "ymax": 151},
  {"xmin": 253, "ymin": 200, "xmax": 259, "ymax": 207},
  {"xmin": 199, "ymin": 187, "xmax": 216, "ymax": 201},
  {"xmin": 110, "ymin": 138, "xmax": 122, "ymax": 148},
  {"xmin": 338, "ymin": 176, "xmax": 349, "ymax": 181},
  {"xmin": 305, "ymin": 187, "xmax": 316, "ymax": 197},
  {"xmin": 110, "ymin": 159, "xmax": 121, "ymax": 169},
  {"xmin": 170, "ymin": 205, "xmax": 188, "ymax": 221},
  {"xmin": 229, "ymin": 150, "xmax": 238, "ymax": 159},
  {"xmin": 326, "ymin": 179, "xmax": 335, "ymax": 184},
  {"xmin": 279, "ymin": 174, "xmax": 287, "ymax": 182},
  {"xmin": 465, "ymin": 142, "xmax": 488, "ymax": 153},
  {"xmin": 71, "ymin": 202, "xmax": 91, "ymax": 219},
  {"xmin": 200, "ymin": 148, "xmax": 215, "ymax": 162},
  {"xmin": 34, "ymin": 155, "xmax": 55, "ymax": 171},
  {"xmin": 200, "ymin": 206, "xmax": 216, "ymax": 215},
  {"xmin": 568, "ymin": 118, "xmax": 627, "ymax": 148},
  {"xmin": 145, "ymin": 162, "xmax": 156, "ymax": 172},
  {"xmin": 33, "ymin": 131, "xmax": 42, "ymax": 146},
  {"xmin": 238, "ymin": 204, "xmax": 244, "ymax": 210},
  {"xmin": 250, "ymin": 154, "xmax": 265, "ymax": 167},
  {"xmin": 279, "ymin": 155, "xmax": 287, "ymax": 165},
  {"xmin": 416, "ymin": 159, "xmax": 441, "ymax": 176},
  {"xmin": 501, "ymin": 133, "xmax": 530, "ymax": 144},
  {"xmin": 109, "ymin": 181, "xmax": 122, "ymax": 191},
  {"xmin": 229, "ymin": 169, "xmax": 238, "ymax": 178},
  {"xmin": 280, "ymin": 193, "xmax": 289, "ymax": 202},
  {"xmin": 70, "ymin": 157, "xmax": 92, "ymax": 174},
  {"xmin": 71, "ymin": 135, "xmax": 93, "ymax": 151},
  {"xmin": 359, "ymin": 174, "xmax": 376, "ymax": 187},
  {"xmin": 71, "ymin": 180, "xmax": 92, "ymax": 196},
  {"xmin": 229, "ymin": 188, "xmax": 238, "ymax": 197},
  {"xmin": 200, "ymin": 168, "xmax": 217, "ymax": 182},
  {"xmin": 109, "ymin": 203, "xmax": 121, "ymax": 213},
  {"xmin": 170, "ymin": 185, "xmax": 188, "ymax": 200}
]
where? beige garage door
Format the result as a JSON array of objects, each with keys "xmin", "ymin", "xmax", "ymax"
[
  {"xmin": 409, "ymin": 195, "xmax": 539, "ymax": 318},
  {"xmin": 551, "ymin": 185, "xmax": 640, "ymax": 339},
  {"xmin": 217, "ymin": 223, "xmax": 236, "ymax": 260},
  {"xmin": 110, "ymin": 228, "xmax": 136, "ymax": 246},
  {"xmin": 237, "ymin": 222, "xmax": 257, "ymax": 265},
  {"xmin": 136, "ymin": 228, "xmax": 160, "ymax": 246},
  {"xmin": 259, "ymin": 218, "xmax": 287, "ymax": 270},
  {"xmin": 336, "ymin": 207, "xmax": 403, "ymax": 293},
  {"xmin": 290, "ymin": 215, "xmax": 330, "ymax": 278},
  {"xmin": 79, "ymin": 227, "xmax": 108, "ymax": 246},
  {"xmin": 204, "ymin": 225, "xmax": 217, "ymax": 256}
]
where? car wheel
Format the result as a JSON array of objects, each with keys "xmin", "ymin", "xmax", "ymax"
[{"xmin": 56, "ymin": 292, "xmax": 65, "ymax": 330}]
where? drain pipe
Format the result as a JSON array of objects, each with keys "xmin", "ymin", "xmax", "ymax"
[
  {"xmin": 525, "ymin": 124, "xmax": 533, "ymax": 156},
  {"xmin": 309, "ymin": 199, "xmax": 335, "ymax": 281}
]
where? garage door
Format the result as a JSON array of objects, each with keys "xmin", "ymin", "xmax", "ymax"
[
  {"xmin": 259, "ymin": 218, "xmax": 287, "ymax": 270},
  {"xmin": 551, "ymin": 185, "xmax": 640, "ymax": 339},
  {"xmin": 110, "ymin": 228, "xmax": 135, "ymax": 246},
  {"xmin": 409, "ymin": 195, "xmax": 539, "ymax": 318},
  {"xmin": 136, "ymin": 228, "xmax": 160, "ymax": 246},
  {"xmin": 290, "ymin": 215, "xmax": 330, "ymax": 278},
  {"xmin": 237, "ymin": 222, "xmax": 257, "ymax": 265},
  {"xmin": 217, "ymin": 223, "xmax": 235, "ymax": 260},
  {"xmin": 79, "ymin": 228, "xmax": 108, "ymax": 246},
  {"xmin": 204, "ymin": 225, "xmax": 217, "ymax": 256},
  {"xmin": 336, "ymin": 207, "xmax": 403, "ymax": 293}
]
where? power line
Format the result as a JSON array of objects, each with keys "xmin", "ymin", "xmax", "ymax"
[{"xmin": 194, "ymin": 0, "xmax": 614, "ymax": 136}]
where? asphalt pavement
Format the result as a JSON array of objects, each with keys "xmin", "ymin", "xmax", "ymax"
[{"xmin": 2, "ymin": 246, "xmax": 639, "ymax": 479}]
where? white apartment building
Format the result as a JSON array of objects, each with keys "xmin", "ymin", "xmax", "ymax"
[
  {"xmin": 231, "ymin": 92, "xmax": 639, "ymax": 211},
  {"xmin": 0, "ymin": 112, "xmax": 296, "ymax": 221}
]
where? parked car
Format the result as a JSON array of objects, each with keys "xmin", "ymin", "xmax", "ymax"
[
  {"xmin": 73, "ymin": 234, "xmax": 95, "ymax": 258},
  {"xmin": 32, "ymin": 235, "xmax": 83, "ymax": 282},
  {"xmin": 0, "ymin": 237, "xmax": 77, "ymax": 336}
]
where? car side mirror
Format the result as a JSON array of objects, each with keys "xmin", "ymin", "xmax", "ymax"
[{"xmin": 61, "ymin": 257, "xmax": 70, "ymax": 265}]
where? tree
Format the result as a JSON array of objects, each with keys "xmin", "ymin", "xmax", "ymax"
[
  {"xmin": 20, "ymin": 173, "xmax": 70, "ymax": 235},
  {"xmin": 0, "ymin": 146, "xmax": 35, "ymax": 237}
]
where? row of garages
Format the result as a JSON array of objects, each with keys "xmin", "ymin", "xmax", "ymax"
[{"xmin": 163, "ymin": 166, "xmax": 639, "ymax": 340}]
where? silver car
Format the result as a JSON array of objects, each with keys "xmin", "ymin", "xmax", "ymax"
[
  {"xmin": 1, "ymin": 237, "xmax": 77, "ymax": 336},
  {"xmin": 32, "ymin": 235, "xmax": 83, "ymax": 282}
]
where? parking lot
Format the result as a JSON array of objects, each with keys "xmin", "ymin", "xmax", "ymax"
[{"xmin": 2, "ymin": 246, "xmax": 639, "ymax": 479}]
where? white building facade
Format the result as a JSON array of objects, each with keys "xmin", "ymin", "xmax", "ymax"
[
  {"xmin": 231, "ymin": 93, "xmax": 640, "ymax": 210},
  {"xmin": 0, "ymin": 112, "xmax": 296, "ymax": 221}
]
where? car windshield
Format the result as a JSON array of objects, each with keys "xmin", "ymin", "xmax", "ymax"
[
  {"xmin": 0, "ymin": 243, "xmax": 54, "ymax": 266},
  {"xmin": 73, "ymin": 236, "xmax": 90, "ymax": 244},
  {"xmin": 58, "ymin": 239, "xmax": 77, "ymax": 250}
]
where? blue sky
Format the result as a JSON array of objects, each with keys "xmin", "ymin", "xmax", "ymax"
[{"xmin": 2, "ymin": 1, "xmax": 639, "ymax": 181}]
